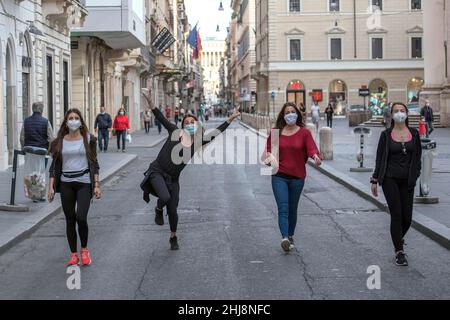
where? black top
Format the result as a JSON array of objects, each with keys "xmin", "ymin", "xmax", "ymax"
[
  {"xmin": 148, "ymin": 108, "xmax": 230, "ymax": 180},
  {"xmin": 385, "ymin": 133, "xmax": 415, "ymax": 179},
  {"xmin": 372, "ymin": 128, "xmax": 422, "ymax": 188}
]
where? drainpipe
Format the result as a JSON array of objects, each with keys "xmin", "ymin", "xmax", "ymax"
[{"xmin": 353, "ymin": 0, "xmax": 357, "ymax": 58}]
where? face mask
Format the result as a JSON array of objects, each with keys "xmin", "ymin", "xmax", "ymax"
[
  {"xmin": 284, "ymin": 113, "xmax": 298, "ymax": 125},
  {"xmin": 67, "ymin": 120, "xmax": 81, "ymax": 131},
  {"xmin": 119, "ymin": 112, "xmax": 124, "ymax": 116},
  {"xmin": 184, "ymin": 123, "xmax": 197, "ymax": 135},
  {"xmin": 393, "ymin": 112, "xmax": 407, "ymax": 124}
]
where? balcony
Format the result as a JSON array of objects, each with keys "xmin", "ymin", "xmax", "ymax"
[
  {"xmin": 71, "ymin": 0, "xmax": 145, "ymax": 49},
  {"xmin": 42, "ymin": 0, "xmax": 88, "ymax": 33}
]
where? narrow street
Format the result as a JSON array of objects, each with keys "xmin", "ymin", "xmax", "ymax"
[{"xmin": 0, "ymin": 120, "xmax": 449, "ymax": 300}]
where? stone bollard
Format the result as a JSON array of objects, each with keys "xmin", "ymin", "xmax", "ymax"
[{"xmin": 319, "ymin": 127, "xmax": 333, "ymax": 160}]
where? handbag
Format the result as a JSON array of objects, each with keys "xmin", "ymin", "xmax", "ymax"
[{"xmin": 126, "ymin": 133, "xmax": 132, "ymax": 143}]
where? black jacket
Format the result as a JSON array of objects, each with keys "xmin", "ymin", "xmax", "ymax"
[
  {"xmin": 420, "ymin": 106, "xmax": 434, "ymax": 122},
  {"xmin": 24, "ymin": 112, "xmax": 49, "ymax": 149},
  {"xmin": 94, "ymin": 113, "xmax": 112, "ymax": 130},
  {"xmin": 49, "ymin": 135, "xmax": 100, "ymax": 198},
  {"xmin": 372, "ymin": 128, "xmax": 422, "ymax": 189}
]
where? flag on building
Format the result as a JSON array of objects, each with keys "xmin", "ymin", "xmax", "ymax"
[{"xmin": 188, "ymin": 23, "xmax": 202, "ymax": 61}]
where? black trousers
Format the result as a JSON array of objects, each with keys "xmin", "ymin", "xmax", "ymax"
[
  {"xmin": 149, "ymin": 172, "xmax": 180, "ymax": 233},
  {"xmin": 144, "ymin": 121, "xmax": 151, "ymax": 133},
  {"xmin": 326, "ymin": 116, "xmax": 333, "ymax": 128},
  {"xmin": 116, "ymin": 130, "xmax": 126, "ymax": 150},
  {"xmin": 382, "ymin": 177, "xmax": 414, "ymax": 252},
  {"xmin": 60, "ymin": 182, "xmax": 92, "ymax": 253}
]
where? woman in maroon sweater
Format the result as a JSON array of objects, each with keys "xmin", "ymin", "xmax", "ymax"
[{"xmin": 262, "ymin": 102, "xmax": 322, "ymax": 252}]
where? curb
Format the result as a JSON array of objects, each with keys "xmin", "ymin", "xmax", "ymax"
[
  {"xmin": 239, "ymin": 120, "xmax": 450, "ymax": 250},
  {"xmin": 0, "ymin": 154, "xmax": 138, "ymax": 256},
  {"xmin": 128, "ymin": 135, "xmax": 168, "ymax": 148}
]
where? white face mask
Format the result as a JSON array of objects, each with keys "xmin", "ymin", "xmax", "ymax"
[
  {"xmin": 67, "ymin": 120, "xmax": 81, "ymax": 131},
  {"xmin": 393, "ymin": 112, "xmax": 407, "ymax": 124}
]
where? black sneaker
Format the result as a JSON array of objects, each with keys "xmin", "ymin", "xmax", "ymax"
[
  {"xmin": 155, "ymin": 207, "xmax": 164, "ymax": 225},
  {"xmin": 395, "ymin": 252, "xmax": 408, "ymax": 266},
  {"xmin": 170, "ymin": 236, "xmax": 179, "ymax": 250},
  {"xmin": 288, "ymin": 236, "xmax": 295, "ymax": 249}
]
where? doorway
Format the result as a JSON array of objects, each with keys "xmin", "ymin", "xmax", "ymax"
[{"xmin": 286, "ymin": 80, "xmax": 306, "ymax": 110}]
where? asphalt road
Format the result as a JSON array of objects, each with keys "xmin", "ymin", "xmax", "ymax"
[{"xmin": 0, "ymin": 120, "xmax": 449, "ymax": 300}]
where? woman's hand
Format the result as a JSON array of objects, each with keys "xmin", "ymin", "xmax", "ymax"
[
  {"xmin": 371, "ymin": 184, "xmax": 378, "ymax": 197},
  {"xmin": 141, "ymin": 89, "xmax": 155, "ymax": 110},
  {"xmin": 313, "ymin": 154, "xmax": 322, "ymax": 167},
  {"xmin": 264, "ymin": 152, "xmax": 279, "ymax": 168},
  {"xmin": 94, "ymin": 186, "xmax": 102, "ymax": 199},
  {"xmin": 228, "ymin": 107, "xmax": 241, "ymax": 122},
  {"xmin": 48, "ymin": 187, "xmax": 55, "ymax": 203}
]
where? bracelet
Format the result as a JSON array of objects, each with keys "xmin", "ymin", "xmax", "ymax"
[{"xmin": 370, "ymin": 177, "xmax": 378, "ymax": 184}]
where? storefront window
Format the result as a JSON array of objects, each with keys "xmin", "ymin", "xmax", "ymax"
[
  {"xmin": 368, "ymin": 79, "xmax": 388, "ymax": 115},
  {"xmin": 329, "ymin": 80, "xmax": 347, "ymax": 115},
  {"xmin": 407, "ymin": 77, "xmax": 423, "ymax": 103}
]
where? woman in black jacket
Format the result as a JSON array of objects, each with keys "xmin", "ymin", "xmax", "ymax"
[
  {"xmin": 141, "ymin": 89, "xmax": 241, "ymax": 250},
  {"xmin": 48, "ymin": 108, "xmax": 101, "ymax": 266},
  {"xmin": 371, "ymin": 102, "xmax": 422, "ymax": 266}
]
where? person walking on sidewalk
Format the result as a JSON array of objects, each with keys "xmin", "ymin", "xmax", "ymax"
[
  {"xmin": 382, "ymin": 103, "xmax": 392, "ymax": 129},
  {"xmin": 155, "ymin": 105, "xmax": 163, "ymax": 134},
  {"xmin": 325, "ymin": 102, "xmax": 334, "ymax": 128},
  {"xmin": 94, "ymin": 106, "xmax": 112, "ymax": 152},
  {"xmin": 141, "ymin": 89, "xmax": 241, "ymax": 250},
  {"xmin": 311, "ymin": 101, "xmax": 321, "ymax": 132},
  {"xmin": 47, "ymin": 108, "xmax": 101, "ymax": 266},
  {"xmin": 174, "ymin": 107, "xmax": 180, "ymax": 127},
  {"xmin": 371, "ymin": 102, "xmax": 422, "ymax": 267},
  {"xmin": 20, "ymin": 102, "xmax": 55, "ymax": 151},
  {"xmin": 113, "ymin": 107, "xmax": 130, "ymax": 152},
  {"xmin": 143, "ymin": 108, "xmax": 152, "ymax": 134},
  {"xmin": 262, "ymin": 102, "xmax": 322, "ymax": 253},
  {"xmin": 420, "ymin": 100, "xmax": 434, "ymax": 137}
]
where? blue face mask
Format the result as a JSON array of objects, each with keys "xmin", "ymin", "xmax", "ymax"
[
  {"xmin": 184, "ymin": 123, "xmax": 197, "ymax": 135},
  {"xmin": 284, "ymin": 113, "xmax": 298, "ymax": 125}
]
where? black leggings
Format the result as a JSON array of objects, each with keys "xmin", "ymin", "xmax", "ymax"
[
  {"xmin": 382, "ymin": 177, "xmax": 414, "ymax": 252},
  {"xmin": 60, "ymin": 182, "xmax": 92, "ymax": 253},
  {"xmin": 150, "ymin": 173, "xmax": 180, "ymax": 233},
  {"xmin": 116, "ymin": 130, "xmax": 126, "ymax": 150}
]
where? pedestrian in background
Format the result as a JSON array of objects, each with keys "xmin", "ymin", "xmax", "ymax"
[
  {"xmin": 420, "ymin": 100, "xmax": 434, "ymax": 137},
  {"xmin": 174, "ymin": 107, "xmax": 180, "ymax": 127},
  {"xmin": 155, "ymin": 105, "xmax": 163, "ymax": 134},
  {"xmin": 20, "ymin": 101, "xmax": 55, "ymax": 168},
  {"xmin": 325, "ymin": 102, "xmax": 334, "ymax": 128},
  {"xmin": 113, "ymin": 107, "xmax": 130, "ymax": 152},
  {"xmin": 94, "ymin": 106, "xmax": 112, "ymax": 152},
  {"xmin": 311, "ymin": 101, "xmax": 321, "ymax": 132},
  {"xmin": 143, "ymin": 108, "xmax": 152, "ymax": 134},
  {"xmin": 383, "ymin": 103, "xmax": 391, "ymax": 129},
  {"xmin": 262, "ymin": 102, "xmax": 322, "ymax": 253},
  {"xmin": 48, "ymin": 108, "xmax": 101, "ymax": 266},
  {"xmin": 141, "ymin": 89, "xmax": 241, "ymax": 251},
  {"xmin": 298, "ymin": 102, "xmax": 307, "ymax": 125},
  {"xmin": 165, "ymin": 105, "xmax": 172, "ymax": 120},
  {"xmin": 371, "ymin": 102, "xmax": 422, "ymax": 267}
]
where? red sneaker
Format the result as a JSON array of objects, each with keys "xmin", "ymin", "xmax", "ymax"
[
  {"xmin": 67, "ymin": 253, "xmax": 79, "ymax": 266},
  {"xmin": 80, "ymin": 248, "xmax": 92, "ymax": 266}
]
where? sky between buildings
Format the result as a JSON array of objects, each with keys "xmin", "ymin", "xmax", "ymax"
[{"xmin": 184, "ymin": 0, "xmax": 232, "ymax": 41}]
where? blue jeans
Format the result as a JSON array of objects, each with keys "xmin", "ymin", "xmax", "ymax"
[
  {"xmin": 98, "ymin": 128, "xmax": 109, "ymax": 151},
  {"xmin": 271, "ymin": 175, "xmax": 305, "ymax": 239}
]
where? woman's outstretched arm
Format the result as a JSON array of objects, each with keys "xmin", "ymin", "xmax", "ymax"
[
  {"xmin": 202, "ymin": 108, "xmax": 241, "ymax": 145},
  {"xmin": 142, "ymin": 90, "xmax": 177, "ymax": 133}
]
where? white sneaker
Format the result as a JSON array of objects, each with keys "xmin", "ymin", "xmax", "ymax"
[{"xmin": 281, "ymin": 238, "xmax": 291, "ymax": 252}]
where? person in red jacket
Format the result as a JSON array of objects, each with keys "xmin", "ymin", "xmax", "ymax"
[
  {"xmin": 113, "ymin": 107, "xmax": 130, "ymax": 152},
  {"xmin": 262, "ymin": 102, "xmax": 322, "ymax": 253}
]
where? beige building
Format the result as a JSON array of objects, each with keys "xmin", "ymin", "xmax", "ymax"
[
  {"xmin": 420, "ymin": 0, "xmax": 450, "ymax": 126},
  {"xmin": 0, "ymin": 0, "xmax": 87, "ymax": 170},
  {"xmin": 254, "ymin": 0, "xmax": 425, "ymax": 116},
  {"xmin": 201, "ymin": 37, "xmax": 226, "ymax": 105},
  {"xmin": 229, "ymin": 0, "xmax": 257, "ymax": 112}
]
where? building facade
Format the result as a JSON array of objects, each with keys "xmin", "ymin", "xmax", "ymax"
[
  {"xmin": 0, "ymin": 0, "xmax": 87, "ymax": 170},
  {"xmin": 254, "ymin": 0, "xmax": 425, "ymax": 116},
  {"xmin": 201, "ymin": 37, "xmax": 226, "ymax": 105},
  {"xmin": 229, "ymin": 0, "xmax": 257, "ymax": 113},
  {"xmin": 420, "ymin": 0, "xmax": 450, "ymax": 126}
]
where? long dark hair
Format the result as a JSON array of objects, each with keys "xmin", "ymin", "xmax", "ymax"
[
  {"xmin": 390, "ymin": 102, "xmax": 410, "ymax": 129},
  {"xmin": 49, "ymin": 108, "xmax": 97, "ymax": 162},
  {"xmin": 275, "ymin": 102, "xmax": 304, "ymax": 129}
]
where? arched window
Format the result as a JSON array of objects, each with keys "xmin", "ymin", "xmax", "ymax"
[{"xmin": 286, "ymin": 80, "xmax": 305, "ymax": 109}]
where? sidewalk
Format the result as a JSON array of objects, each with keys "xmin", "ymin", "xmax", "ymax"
[
  {"xmin": 0, "ymin": 129, "xmax": 166, "ymax": 255},
  {"xmin": 240, "ymin": 118, "xmax": 450, "ymax": 249}
]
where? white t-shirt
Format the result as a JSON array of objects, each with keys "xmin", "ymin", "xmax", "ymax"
[
  {"xmin": 311, "ymin": 105, "xmax": 320, "ymax": 118},
  {"xmin": 61, "ymin": 138, "xmax": 91, "ymax": 184}
]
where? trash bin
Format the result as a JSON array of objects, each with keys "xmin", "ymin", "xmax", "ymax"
[
  {"xmin": 415, "ymin": 139, "xmax": 439, "ymax": 204},
  {"xmin": 23, "ymin": 146, "xmax": 48, "ymax": 202}
]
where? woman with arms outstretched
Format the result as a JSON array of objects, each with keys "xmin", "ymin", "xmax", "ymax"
[{"xmin": 140, "ymin": 89, "xmax": 241, "ymax": 250}]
